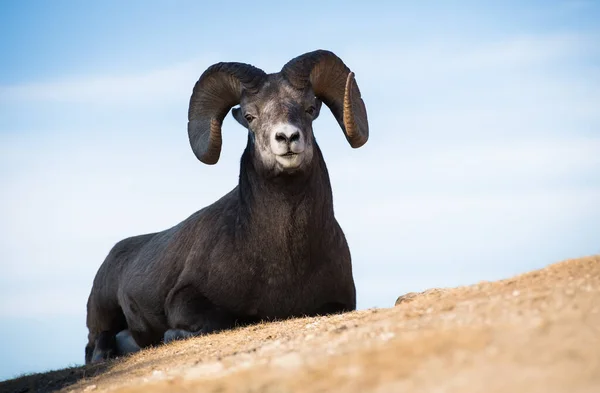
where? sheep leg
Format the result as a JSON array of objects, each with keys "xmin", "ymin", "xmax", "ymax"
[
  {"xmin": 88, "ymin": 329, "xmax": 141, "ymax": 364},
  {"xmin": 163, "ymin": 328, "xmax": 201, "ymax": 342},
  {"xmin": 164, "ymin": 284, "xmax": 244, "ymax": 343},
  {"xmin": 115, "ymin": 329, "xmax": 141, "ymax": 355},
  {"xmin": 163, "ymin": 308, "xmax": 239, "ymax": 343},
  {"xmin": 120, "ymin": 290, "xmax": 167, "ymax": 349},
  {"xmin": 89, "ymin": 331, "xmax": 117, "ymax": 364},
  {"xmin": 86, "ymin": 298, "xmax": 129, "ymax": 364}
]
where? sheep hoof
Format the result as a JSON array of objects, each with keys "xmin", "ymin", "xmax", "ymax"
[
  {"xmin": 163, "ymin": 328, "xmax": 202, "ymax": 343},
  {"xmin": 90, "ymin": 331, "xmax": 116, "ymax": 364},
  {"xmin": 90, "ymin": 348, "xmax": 113, "ymax": 364},
  {"xmin": 115, "ymin": 329, "xmax": 141, "ymax": 355}
]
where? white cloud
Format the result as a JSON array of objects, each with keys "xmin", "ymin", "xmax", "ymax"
[
  {"xmin": 0, "ymin": 55, "xmax": 220, "ymax": 104},
  {"xmin": 3, "ymin": 32, "xmax": 597, "ymax": 110},
  {"xmin": 0, "ymin": 52, "xmax": 293, "ymax": 107},
  {"xmin": 348, "ymin": 33, "xmax": 600, "ymax": 125},
  {"xmin": 440, "ymin": 33, "xmax": 592, "ymax": 71},
  {"xmin": 327, "ymin": 136, "xmax": 600, "ymax": 187},
  {"xmin": 349, "ymin": 32, "xmax": 598, "ymax": 80}
]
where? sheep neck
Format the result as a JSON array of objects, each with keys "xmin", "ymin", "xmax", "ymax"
[{"xmin": 236, "ymin": 142, "xmax": 336, "ymax": 257}]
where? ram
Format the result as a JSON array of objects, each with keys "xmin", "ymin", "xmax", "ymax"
[{"xmin": 85, "ymin": 49, "xmax": 369, "ymax": 364}]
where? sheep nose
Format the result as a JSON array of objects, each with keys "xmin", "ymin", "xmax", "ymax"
[{"xmin": 275, "ymin": 130, "xmax": 300, "ymax": 144}]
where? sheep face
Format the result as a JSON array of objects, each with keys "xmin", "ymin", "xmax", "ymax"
[{"xmin": 232, "ymin": 76, "xmax": 322, "ymax": 175}]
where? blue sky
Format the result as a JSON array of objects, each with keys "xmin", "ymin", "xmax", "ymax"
[{"xmin": 1, "ymin": 0, "xmax": 599, "ymax": 382}]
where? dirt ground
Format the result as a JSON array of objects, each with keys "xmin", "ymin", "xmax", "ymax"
[{"xmin": 2, "ymin": 255, "xmax": 599, "ymax": 393}]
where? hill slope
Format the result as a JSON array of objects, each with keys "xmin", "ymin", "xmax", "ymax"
[{"xmin": 2, "ymin": 255, "xmax": 599, "ymax": 393}]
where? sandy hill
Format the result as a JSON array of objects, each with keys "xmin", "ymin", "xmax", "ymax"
[{"xmin": 2, "ymin": 255, "xmax": 599, "ymax": 393}]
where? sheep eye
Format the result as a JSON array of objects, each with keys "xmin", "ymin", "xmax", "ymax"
[
  {"xmin": 306, "ymin": 106, "xmax": 316, "ymax": 116},
  {"xmin": 244, "ymin": 114, "xmax": 256, "ymax": 123}
]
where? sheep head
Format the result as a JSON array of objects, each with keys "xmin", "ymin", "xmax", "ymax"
[{"xmin": 187, "ymin": 50, "xmax": 369, "ymax": 172}]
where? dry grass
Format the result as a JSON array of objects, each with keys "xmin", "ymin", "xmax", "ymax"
[{"xmin": 2, "ymin": 255, "xmax": 599, "ymax": 393}]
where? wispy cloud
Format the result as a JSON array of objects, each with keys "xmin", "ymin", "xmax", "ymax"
[
  {"xmin": 349, "ymin": 33, "xmax": 598, "ymax": 83},
  {"xmin": 329, "ymin": 136, "xmax": 600, "ymax": 188},
  {"xmin": 0, "ymin": 56, "xmax": 220, "ymax": 104},
  {"xmin": 3, "ymin": 32, "xmax": 597, "ymax": 108},
  {"xmin": 437, "ymin": 33, "xmax": 594, "ymax": 71}
]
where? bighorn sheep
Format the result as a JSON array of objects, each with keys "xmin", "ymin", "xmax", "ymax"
[{"xmin": 85, "ymin": 49, "xmax": 369, "ymax": 364}]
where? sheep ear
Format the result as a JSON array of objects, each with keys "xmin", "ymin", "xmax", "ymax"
[
  {"xmin": 312, "ymin": 99, "xmax": 322, "ymax": 120},
  {"xmin": 232, "ymin": 107, "xmax": 249, "ymax": 129}
]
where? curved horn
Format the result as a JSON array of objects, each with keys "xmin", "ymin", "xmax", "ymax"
[
  {"xmin": 281, "ymin": 50, "xmax": 369, "ymax": 148},
  {"xmin": 188, "ymin": 62, "xmax": 266, "ymax": 164}
]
